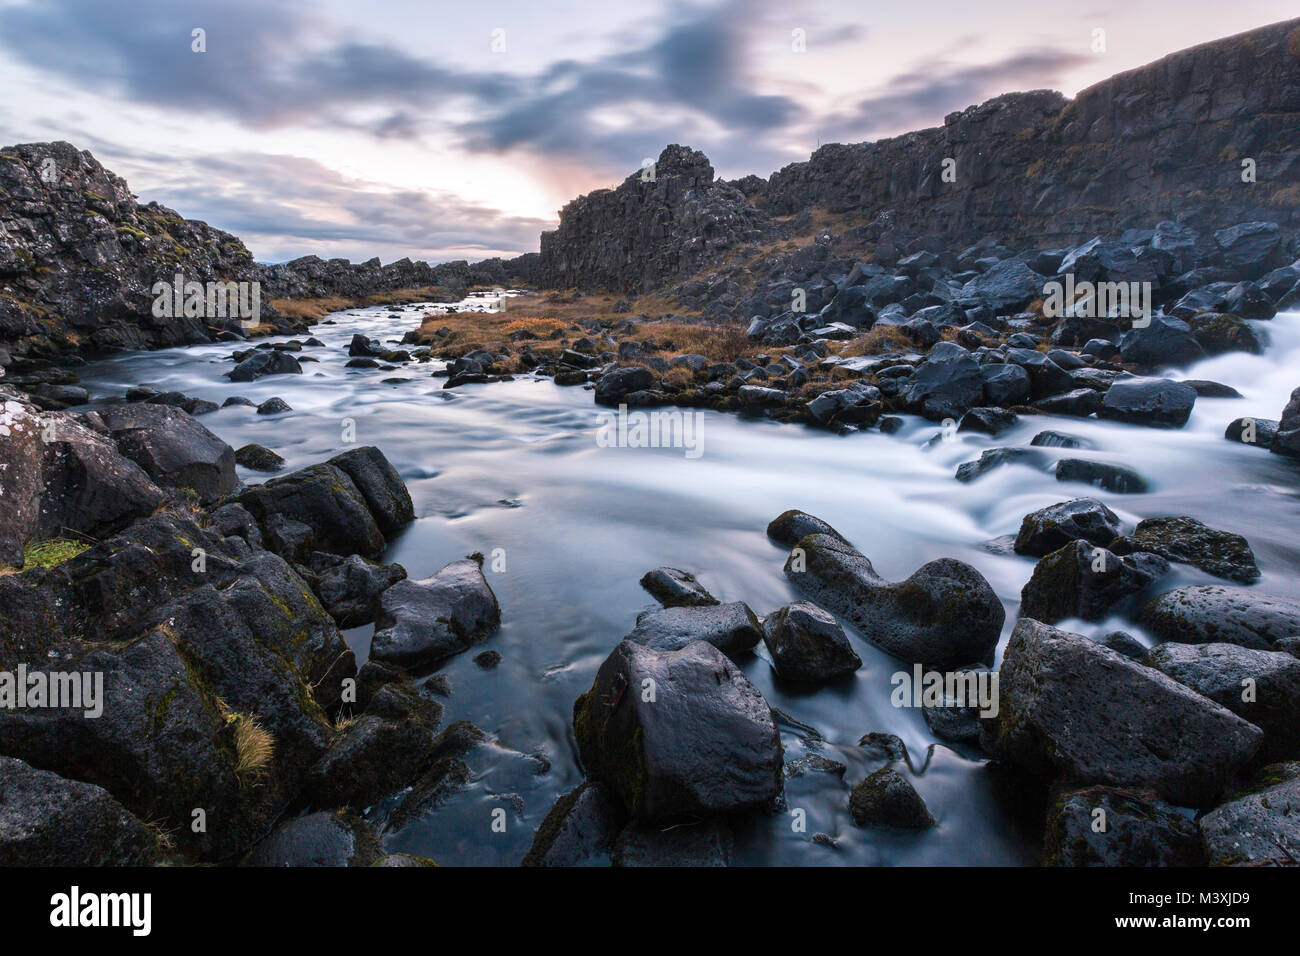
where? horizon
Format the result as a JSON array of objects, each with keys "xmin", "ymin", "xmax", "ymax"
[{"xmin": 0, "ymin": 0, "xmax": 1295, "ymax": 266}]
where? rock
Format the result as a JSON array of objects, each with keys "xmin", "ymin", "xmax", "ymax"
[
  {"xmin": 257, "ymin": 397, "xmax": 292, "ymax": 415},
  {"xmin": 958, "ymin": 259, "xmax": 1044, "ymax": 311},
  {"xmin": 1109, "ymin": 515, "xmax": 1259, "ymax": 583},
  {"xmin": 638, "ymin": 567, "xmax": 719, "ymax": 607},
  {"xmin": 234, "ymin": 443, "xmax": 285, "ymax": 472},
  {"xmin": 739, "ymin": 384, "xmax": 787, "ymax": 411},
  {"xmin": 982, "ymin": 618, "xmax": 1262, "ymax": 807},
  {"xmin": 243, "ymin": 810, "xmax": 380, "ymax": 867},
  {"xmin": 919, "ymin": 665, "xmax": 990, "ymax": 744},
  {"xmin": 327, "ymin": 445, "xmax": 415, "ymax": 536},
  {"xmin": 1033, "ymin": 388, "xmax": 1102, "ymax": 417},
  {"xmin": 1030, "ymin": 430, "xmax": 1089, "ymax": 449},
  {"xmin": 766, "ymin": 509, "xmax": 850, "ymax": 548},
  {"xmin": 1044, "ymin": 786, "xmax": 1203, "ymax": 866},
  {"xmin": 0, "ymin": 757, "xmax": 158, "ymax": 866},
  {"xmin": 1225, "ymin": 416, "xmax": 1278, "ymax": 447},
  {"xmin": 783, "ymin": 533, "xmax": 1004, "ymax": 668},
  {"xmin": 849, "ymin": 766, "xmax": 935, "ymax": 828},
  {"xmin": 611, "ymin": 818, "xmax": 732, "ymax": 866},
  {"xmin": 958, "ymin": 407, "xmax": 1018, "ymax": 435},
  {"xmin": 1014, "ymin": 498, "xmax": 1123, "ymax": 557},
  {"xmin": 1199, "ymin": 764, "xmax": 1300, "ymax": 865},
  {"xmin": 594, "ymin": 366, "xmax": 655, "ymax": 406},
  {"xmin": 1118, "ymin": 317, "xmax": 1204, "ymax": 367},
  {"xmin": 370, "ymin": 555, "xmax": 501, "ymax": 669},
  {"xmin": 522, "ymin": 781, "xmax": 626, "ymax": 867},
  {"xmin": 1213, "ymin": 221, "xmax": 1284, "ymax": 278},
  {"xmin": 1138, "ymin": 586, "xmax": 1300, "ymax": 650},
  {"xmin": 761, "ymin": 601, "xmax": 861, "ymax": 683},
  {"xmin": 227, "ymin": 350, "xmax": 302, "ymax": 382},
  {"xmin": 235, "ymin": 463, "xmax": 382, "ymax": 559},
  {"xmin": 1100, "ymin": 631, "xmax": 1148, "ymax": 660},
  {"xmin": 980, "ymin": 363, "xmax": 1032, "ymax": 406},
  {"xmin": 1146, "ymin": 643, "xmax": 1300, "ymax": 762},
  {"xmin": 473, "ymin": 650, "xmax": 501, "ymax": 668},
  {"xmin": 1055, "ymin": 458, "xmax": 1149, "ymax": 493},
  {"xmin": 572, "ymin": 639, "xmax": 782, "ymax": 821},
  {"xmin": 1004, "ymin": 348, "xmax": 1074, "ymax": 399},
  {"xmin": 901, "ymin": 348, "xmax": 984, "ymax": 421},
  {"xmin": 1020, "ymin": 541, "xmax": 1168, "ymax": 623},
  {"xmin": 806, "ymin": 381, "xmax": 881, "ymax": 427},
  {"xmin": 1186, "ymin": 312, "xmax": 1262, "ymax": 356},
  {"xmin": 1099, "ymin": 376, "xmax": 1197, "ymax": 428},
  {"xmin": 627, "ymin": 601, "xmax": 762, "ymax": 656},
  {"xmin": 955, "ymin": 447, "xmax": 1050, "ymax": 483},
  {"xmin": 89, "ymin": 403, "xmax": 236, "ymax": 504},
  {"xmin": 1270, "ymin": 386, "xmax": 1300, "ymax": 459},
  {"xmin": 316, "ymin": 554, "xmax": 406, "ymax": 628}
]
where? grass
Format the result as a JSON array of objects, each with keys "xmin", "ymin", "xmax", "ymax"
[
  {"xmin": 227, "ymin": 712, "xmax": 275, "ymax": 780},
  {"xmin": 22, "ymin": 538, "xmax": 90, "ymax": 569}
]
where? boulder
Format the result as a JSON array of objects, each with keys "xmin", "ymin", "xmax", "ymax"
[
  {"xmin": 595, "ymin": 366, "xmax": 655, "ymax": 406},
  {"xmin": 1138, "ymin": 586, "xmax": 1300, "ymax": 650},
  {"xmin": 1118, "ymin": 317, "xmax": 1204, "ymax": 367},
  {"xmin": 901, "ymin": 349, "xmax": 984, "ymax": 421},
  {"xmin": 1099, "ymin": 376, "xmax": 1197, "ymax": 428},
  {"xmin": 761, "ymin": 601, "xmax": 862, "ymax": 683},
  {"xmin": 638, "ymin": 567, "xmax": 718, "ymax": 608},
  {"xmin": 243, "ymin": 810, "xmax": 380, "ymax": 867},
  {"xmin": 627, "ymin": 601, "xmax": 762, "ymax": 656},
  {"xmin": 91, "ymin": 403, "xmax": 236, "ymax": 503},
  {"xmin": 1108, "ymin": 515, "xmax": 1259, "ymax": 583},
  {"xmin": 849, "ymin": 766, "xmax": 935, "ymax": 828},
  {"xmin": 1032, "ymin": 388, "xmax": 1102, "ymax": 417},
  {"xmin": 1043, "ymin": 786, "xmax": 1203, "ymax": 866},
  {"xmin": 522, "ymin": 781, "xmax": 627, "ymax": 867},
  {"xmin": 958, "ymin": 407, "xmax": 1018, "ymax": 436},
  {"xmin": 1014, "ymin": 498, "xmax": 1123, "ymax": 557},
  {"xmin": 370, "ymin": 555, "xmax": 501, "ymax": 669},
  {"xmin": 980, "ymin": 363, "xmax": 1032, "ymax": 406},
  {"xmin": 1020, "ymin": 541, "xmax": 1168, "ymax": 623},
  {"xmin": 611, "ymin": 818, "xmax": 732, "ymax": 866},
  {"xmin": 955, "ymin": 447, "xmax": 1050, "ymax": 483},
  {"xmin": 982, "ymin": 618, "xmax": 1262, "ymax": 807},
  {"xmin": 315, "ymin": 554, "xmax": 407, "ymax": 628},
  {"xmin": 227, "ymin": 350, "xmax": 302, "ymax": 382},
  {"xmin": 766, "ymin": 510, "xmax": 850, "ymax": 548},
  {"xmin": 1270, "ymin": 386, "xmax": 1300, "ymax": 459},
  {"xmin": 783, "ymin": 533, "xmax": 1004, "ymax": 668},
  {"xmin": 235, "ymin": 443, "xmax": 285, "ymax": 472},
  {"xmin": 1225, "ymin": 417, "xmax": 1278, "ymax": 447},
  {"xmin": 1199, "ymin": 764, "xmax": 1300, "ymax": 865},
  {"xmin": 573, "ymin": 639, "xmax": 782, "ymax": 821},
  {"xmin": 1055, "ymin": 458, "xmax": 1149, "ymax": 493},
  {"xmin": 1146, "ymin": 643, "xmax": 1300, "ymax": 762}
]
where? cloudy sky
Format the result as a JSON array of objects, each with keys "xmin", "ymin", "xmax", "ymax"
[{"xmin": 0, "ymin": 0, "xmax": 1293, "ymax": 264}]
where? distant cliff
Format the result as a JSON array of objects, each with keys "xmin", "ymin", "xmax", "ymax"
[{"xmin": 530, "ymin": 17, "xmax": 1300, "ymax": 293}]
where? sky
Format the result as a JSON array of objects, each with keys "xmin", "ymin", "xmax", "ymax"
[{"xmin": 0, "ymin": 0, "xmax": 1294, "ymax": 265}]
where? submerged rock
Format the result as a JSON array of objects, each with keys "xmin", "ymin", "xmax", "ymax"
[
  {"xmin": 638, "ymin": 566, "xmax": 718, "ymax": 607},
  {"xmin": 982, "ymin": 618, "xmax": 1262, "ymax": 807},
  {"xmin": 1225, "ymin": 416, "xmax": 1278, "ymax": 447},
  {"xmin": 612, "ymin": 818, "xmax": 733, "ymax": 866},
  {"xmin": 783, "ymin": 533, "xmax": 1003, "ymax": 668},
  {"xmin": 522, "ymin": 781, "xmax": 626, "ymax": 867},
  {"xmin": 761, "ymin": 601, "xmax": 862, "ymax": 684},
  {"xmin": 955, "ymin": 447, "xmax": 1050, "ymax": 482},
  {"xmin": 1055, "ymin": 458, "xmax": 1149, "ymax": 493},
  {"xmin": 627, "ymin": 601, "xmax": 762, "ymax": 656},
  {"xmin": 573, "ymin": 639, "xmax": 782, "ymax": 821},
  {"xmin": 1044, "ymin": 786, "xmax": 1203, "ymax": 866},
  {"xmin": 849, "ymin": 766, "xmax": 935, "ymax": 829},
  {"xmin": 370, "ymin": 554, "xmax": 501, "ymax": 669},
  {"xmin": 1138, "ymin": 586, "xmax": 1300, "ymax": 650}
]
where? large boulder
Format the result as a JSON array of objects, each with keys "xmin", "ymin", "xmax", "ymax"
[
  {"xmin": 1199, "ymin": 764, "xmax": 1300, "ymax": 865},
  {"xmin": 370, "ymin": 554, "xmax": 501, "ymax": 669},
  {"xmin": 1146, "ymin": 643, "xmax": 1300, "ymax": 762},
  {"xmin": 958, "ymin": 259, "xmax": 1044, "ymax": 311},
  {"xmin": 522, "ymin": 781, "xmax": 627, "ymax": 867},
  {"xmin": 1139, "ymin": 586, "xmax": 1300, "ymax": 650},
  {"xmin": 88, "ymin": 403, "xmax": 236, "ymax": 504},
  {"xmin": 1099, "ymin": 376, "xmax": 1197, "ymax": 428},
  {"xmin": 982, "ymin": 618, "xmax": 1262, "ymax": 807},
  {"xmin": 761, "ymin": 601, "xmax": 862, "ymax": 683},
  {"xmin": 1020, "ymin": 541, "xmax": 1168, "ymax": 623},
  {"xmin": 595, "ymin": 366, "xmax": 655, "ymax": 406},
  {"xmin": 783, "ymin": 533, "xmax": 1004, "ymax": 668},
  {"xmin": 1014, "ymin": 498, "xmax": 1122, "ymax": 557},
  {"xmin": 626, "ymin": 602, "xmax": 762, "ymax": 656},
  {"xmin": 1108, "ymin": 516, "xmax": 1259, "ymax": 584},
  {"xmin": 226, "ymin": 349, "xmax": 302, "ymax": 382},
  {"xmin": 980, "ymin": 363, "xmax": 1032, "ymax": 406},
  {"xmin": 900, "ymin": 346, "xmax": 984, "ymax": 421},
  {"xmin": 1118, "ymin": 316, "xmax": 1204, "ymax": 367},
  {"xmin": 1043, "ymin": 785, "xmax": 1204, "ymax": 866},
  {"xmin": 572, "ymin": 639, "xmax": 782, "ymax": 821},
  {"xmin": 1213, "ymin": 221, "xmax": 1285, "ymax": 278},
  {"xmin": 0, "ymin": 757, "xmax": 158, "ymax": 866},
  {"xmin": 1270, "ymin": 386, "xmax": 1300, "ymax": 460},
  {"xmin": 314, "ymin": 554, "xmax": 407, "ymax": 627}
]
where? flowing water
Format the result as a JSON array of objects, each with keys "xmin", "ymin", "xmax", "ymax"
[{"xmin": 72, "ymin": 298, "xmax": 1300, "ymax": 866}]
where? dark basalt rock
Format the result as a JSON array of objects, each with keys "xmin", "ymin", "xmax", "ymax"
[
  {"xmin": 1146, "ymin": 643, "xmax": 1300, "ymax": 762},
  {"xmin": 1139, "ymin": 585, "xmax": 1300, "ymax": 650},
  {"xmin": 611, "ymin": 818, "xmax": 733, "ymax": 866},
  {"xmin": 1118, "ymin": 317, "xmax": 1205, "ymax": 367},
  {"xmin": 849, "ymin": 766, "xmax": 935, "ymax": 829},
  {"xmin": 1099, "ymin": 376, "xmax": 1197, "ymax": 428},
  {"xmin": 901, "ymin": 346, "xmax": 984, "ymax": 421},
  {"xmin": 627, "ymin": 601, "xmax": 762, "ymax": 656},
  {"xmin": 1020, "ymin": 540, "xmax": 1168, "ymax": 623},
  {"xmin": 1014, "ymin": 498, "xmax": 1123, "ymax": 557},
  {"xmin": 1199, "ymin": 764, "xmax": 1300, "ymax": 866},
  {"xmin": 1225, "ymin": 416, "xmax": 1278, "ymax": 447},
  {"xmin": 1109, "ymin": 515, "xmax": 1259, "ymax": 583},
  {"xmin": 958, "ymin": 406, "xmax": 1018, "ymax": 435},
  {"xmin": 88, "ymin": 403, "xmax": 236, "ymax": 503},
  {"xmin": 955, "ymin": 447, "xmax": 1051, "ymax": 483},
  {"xmin": 638, "ymin": 567, "xmax": 719, "ymax": 608},
  {"xmin": 783, "ymin": 533, "xmax": 1004, "ymax": 668},
  {"xmin": 594, "ymin": 365, "xmax": 655, "ymax": 406},
  {"xmin": 981, "ymin": 618, "xmax": 1262, "ymax": 808},
  {"xmin": 766, "ymin": 509, "xmax": 851, "ymax": 548},
  {"xmin": 1270, "ymin": 386, "xmax": 1300, "ymax": 459},
  {"xmin": 980, "ymin": 363, "xmax": 1032, "ymax": 406},
  {"xmin": 243, "ymin": 810, "xmax": 381, "ymax": 867},
  {"xmin": 0, "ymin": 757, "xmax": 159, "ymax": 866},
  {"xmin": 1044, "ymin": 786, "xmax": 1204, "ymax": 866},
  {"xmin": 572, "ymin": 639, "xmax": 782, "ymax": 821},
  {"xmin": 234, "ymin": 443, "xmax": 285, "ymax": 472},
  {"xmin": 1055, "ymin": 458, "xmax": 1149, "ymax": 494},
  {"xmin": 523, "ymin": 781, "xmax": 627, "ymax": 867},
  {"xmin": 227, "ymin": 349, "xmax": 302, "ymax": 382},
  {"xmin": 1030, "ymin": 429, "xmax": 1090, "ymax": 449},
  {"xmin": 370, "ymin": 554, "xmax": 501, "ymax": 669},
  {"xmin": 1032, "ymin": 388, "xmax": 1102, "ymax": 417},
  {"xmin": 761, "ymin": 600, "xmax": 862, "ymax": 684},
  {"xmin": 315, "ymin": 553, "xmax": 407, "ymax": 628}
]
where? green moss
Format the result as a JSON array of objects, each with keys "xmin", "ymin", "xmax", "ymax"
[{"xmin": 23, "ymin": 538, "xmax": 90, "ymax": 568}]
